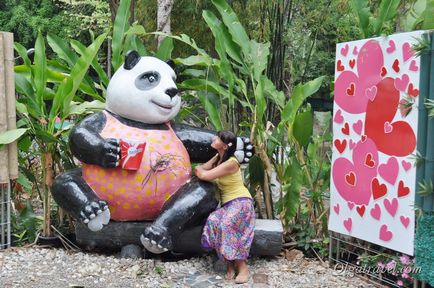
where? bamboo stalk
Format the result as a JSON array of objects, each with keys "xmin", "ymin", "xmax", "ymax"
[
  {"xmin": 3, "ymin": 32, "xmax": 17, "ymax": 180},
  {"xmin": 0, "ymin": 33, "xmax": 10, "ymax": 182}
]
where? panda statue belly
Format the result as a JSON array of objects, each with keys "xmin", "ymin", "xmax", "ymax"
[{"xmin": 83, "ymin": 111, "xmax": 191, "ymax": 221}]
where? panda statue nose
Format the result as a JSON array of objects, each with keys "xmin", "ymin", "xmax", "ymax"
[{"xmin": 165, "ymin": 88, "xmax": 179, "ymax": 98}]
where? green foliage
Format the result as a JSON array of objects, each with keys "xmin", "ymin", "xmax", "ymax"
[
  {"xmin": 12, "ymin": 201, "xmax": 43, "ymax": 245},
  {"xmin": 402, "ymin": 0, "xmax": 434, "ymax": 31}
]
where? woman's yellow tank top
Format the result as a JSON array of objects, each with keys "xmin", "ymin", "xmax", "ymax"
[{"xmin": 215, "ymin": 157, "xmax": 252, "ymax": 204}]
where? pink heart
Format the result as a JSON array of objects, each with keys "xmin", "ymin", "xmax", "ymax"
[
  {"xmin": 386, "ymin": 40, "xmax": 396, "ymax": 53},
  {"xmin": 370, "ymin": 203, "xmax": 381, "ymax": 220},
  {"xmin": 379, "ymin": 224, "xmax": 393, "ymax": 241},
  {"xmin": 341, "ymin": 44, "xmax": 349, "ymax": 57},
  {"xmin": 334, "ymin": 40, "xmax": 383, "ymax": 114},
  {"xmin": 353, "ymin": 120, "xmax": 363, "ymax": 135},
  {"xmin": 402, "ymin": 42, "xmax": 414, "ymax": 62},
  {"xmin": 334, "ymin": 203, "xmax": 340, "ymax": 214},
  {"xmin": 365, "ymin": 86, "xmax": 377, "ymax": 101},
  {"xmin": 348, "ymin": 202, "xmax": 355, "ymax": 210},
  {"xmin": 384, "ymin": 198, "xmax": 398, "ymax": 217},
  {"xmin": 344, "ymin": 218, "xmax": 352, "ymax": 233},
  {"xmin": 400, "ymin": 215, "xmax": 410, "ymax": 228},
  {"xmin": 409, "ymin": 60, "xmax": 419, "ymax": 71},
  {"xmin": 353, "ymin": 46, "xmax": 358, "ymax": 55},
  {"xmin": 332, "ymin": 139, "xmax": 378, "ymax": 205},
  {"xmin": 394, "ymin": 74, "xmax": 409, "ymax": 91},
  {"xmin": 384, "ymin": 121, "xmax": 393, "ymax": 134},
  {"xmin": 349, "ymin": 139, "xmax": 356, "ymax": 150},
  {"xmin": 334, "ymin": 109, "xmax": 344, "ymax": 124},
  {"xmin": 378, "ymin": 157, "xmax": 399, "ymax": 185},
  {"xmin": 402, "ymin": 160, "xmax": 411, "ymax": 171}
]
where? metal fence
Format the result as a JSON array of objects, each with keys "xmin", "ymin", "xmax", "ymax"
[{"xmin": 0, "ymin": 181, "xmax": 11, "ymax": 249}]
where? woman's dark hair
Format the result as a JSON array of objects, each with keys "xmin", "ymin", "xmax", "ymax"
[{"xmin": 216, "ymin": 130, "xmax": 237, "ymax": 164}]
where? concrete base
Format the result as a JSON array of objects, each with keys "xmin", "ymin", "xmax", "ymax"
[{"xmin": 75, "ymin": 219, "xmax": 283, "ymax": 256}]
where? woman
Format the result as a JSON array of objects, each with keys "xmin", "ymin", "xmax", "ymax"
[{"xmin": 195, "ymin": 131, "xmax": 255, "ymax": 284}]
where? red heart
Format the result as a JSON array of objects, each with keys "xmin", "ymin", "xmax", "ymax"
[
  {"xmin": 398, "ymin": 180, "xmax": 410, "ymax": 197},
  {"xmin": 392, "ymin": 59, "xmax": 400, "ymax": 73},
  {"xmin": 408, "ymin": 83, "xmax": 419, "ymax": 97},
  {"xmin": 342, "ymin": 122, "xmax": 350, "ymax": 135},
  {"xmin": 334, "ymin": 139, "xmax": 347, "ymax": 154},
  {"xmin": 349, "ymin": 59, "xmax": 356, "ymax": 69},
  {"xmin": 337, "ymin": 60, "xmax": 345, "ymax": 72},
  {"xmin": 347, "ymin": 83, "xmax": 355, "ymax": 96},
  {"xmin": 372, "ymin": 178, "xmax": 387, "ymax": 200},
  {"xmin": 361, "ymin": 135, "xmax": 367, "ymax": 142},
  {"xmin": 381, "ymin": 67, "xmax": 387, "ymax": 77},
  {"xmin": 365, "ymin": 78, "xmax": 416, "ymax": 156},
  {"xmin": 345, "ymin": 171, "xmax": 356, "ymax": 186},
  {"xmin": 365, "ymin": 153, "xmax": 375, "ymax": 168},
  {"xmin": 356, "ymin": 205, "xmax": 366, "ymax": 217}
]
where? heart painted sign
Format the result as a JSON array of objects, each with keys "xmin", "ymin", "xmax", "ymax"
[{"xmin": 328, "ymin": 31, "xmax": 425, "ymax": 256}]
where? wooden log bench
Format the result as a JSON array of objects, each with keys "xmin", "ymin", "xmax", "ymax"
[{"xmin": 75, "ymin": 219, "xmax": 283, "ymax": 256}]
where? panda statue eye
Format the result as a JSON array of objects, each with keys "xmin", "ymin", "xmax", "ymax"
[{"xmin": 135, "ymin": 71, "xmax": 161, "ymax": 91}]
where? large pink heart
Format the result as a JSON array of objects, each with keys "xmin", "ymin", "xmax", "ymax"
[
  {"xmin": 332, "ymin": 138, "xmax": 378, "ymax": 205},
  {"xmin": 335, "ymin": 40, "xmax": 384, "ymax": 114}
]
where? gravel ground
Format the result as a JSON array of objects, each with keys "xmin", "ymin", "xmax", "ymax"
[{"xmin": 0, "ymin": 247, "xmax": 378, "ymax": 288}]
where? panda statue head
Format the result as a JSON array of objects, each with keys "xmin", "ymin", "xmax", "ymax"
[{"xmin": 106, "ymin": 51, "xmax": 180, "ymax": 124}]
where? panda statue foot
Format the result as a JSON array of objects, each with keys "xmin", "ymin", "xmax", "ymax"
[
  {"xmin": 140, "ymin": 225, "xmax": 171, "ymax": 254},
  {"xmin": 80, "ymin": 201, "xmax": 111, "ymax": 232}
]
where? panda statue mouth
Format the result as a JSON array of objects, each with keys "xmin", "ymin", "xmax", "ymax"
[{"xmin": 151, "ymin": 100, "xmax": 174, "ymax": 112}]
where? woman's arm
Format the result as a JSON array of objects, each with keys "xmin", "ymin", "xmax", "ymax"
[
  {"xmin": 198, "ymin": 154, "xmax": 219, "ymax": 171},
  {"xmin": 195, "ymin": 159, "xmax": 239, "ymax": 181}
]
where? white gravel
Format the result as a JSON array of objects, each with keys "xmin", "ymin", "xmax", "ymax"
[{"xmin": 0, "ymin": 247, "xmax": 376, "ymax": 287}]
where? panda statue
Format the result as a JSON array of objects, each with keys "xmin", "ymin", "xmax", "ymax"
[{"xmin": 52, "ymin": 51, "xmax": 253, "ymax": 254}]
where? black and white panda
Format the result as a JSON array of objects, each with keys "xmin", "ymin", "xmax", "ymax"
[{"xmin": 52, "ymin": 51, "xmax": 253, "ymax": 254}]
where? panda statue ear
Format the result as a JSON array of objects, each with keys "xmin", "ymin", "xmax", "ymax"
[
  {"xmin": 124, "ymin": 50, "xmax": 141, "ymax": 70},
  {"xmin": 166, "ymin": 59, "xmax": 175, "ymax": 69}
]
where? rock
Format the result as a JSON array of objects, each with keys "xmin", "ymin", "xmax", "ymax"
[{"xmin": 120, "ymin": 244, "xmax": 143, "ymax": 259}]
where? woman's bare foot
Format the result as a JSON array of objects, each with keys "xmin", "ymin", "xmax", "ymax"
[
  {"xmin": 234, "ymin": 260, "xmax": 249, "ymax": 284},
  {"xmin": 225, "ymin": 261, "xmax": 235, "ymax": 280}
]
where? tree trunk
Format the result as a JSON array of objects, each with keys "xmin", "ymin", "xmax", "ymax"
[
  {"xmin": 109, "ymin": 0, "xmax": 121, "ymax": 23},
  {"xmin": 156, "ymin": 0, "xmax": 174, "ymax": 48}
]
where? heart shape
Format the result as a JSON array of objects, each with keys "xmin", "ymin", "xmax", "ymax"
[
  {"xmin": 392, "ymin": 59, "xmax": 400, "ymax": 73},
  {"xmin": 341, "ymin": 122, "xmax": 350, "ymax": 135},
  {"xmin": 364, "ymin": 153, "xmax": 375, "ymax": 168},
  {"xmin": 386, "ymin": 40, "xmax": 396, "ymax": 53},
  {"xmin": 402, "ymin": 160, "xmax": 411, "ymax": 171},
  {"xmin": 384, "ymin": 122, "xmax": 393, "ymax": 134},
  {"xmin": 365, "ymin": 78, "xmax": 416, "ymax": 156},
  {"xmin": 400, "ymin": 215, "xmax": 410, "ymax": 228},
  {"xmin": 333, "ymin": 203, "xmax": 340, "ymax": 214},
  {"xmin": 349, "ymin": 139, "xmax": 356, "ymax": 150},
  {"xmin": 356, "ymin": 205, "xmax": 366, "ymax": 217},
  {"xmin": 332, "ymin": 139, "xmax": 378, "ymax": 205},
  {"xmin": 408, "ymin": 83, "xmax": 419, "ymax": 97},
  {"xmin": 347, "ymin": 83, "xmax": 355, "ymax": 96},
  {"xmin": 365, "ymin": 86, "xmax": 377, "ymax": 102},
  {"xmin": 370, "ymin": 203, "xmax": 381, "ymax": 220},
  {"xmin": 372, "ymin": 178, "xmax": 388, "ymax": 200},
  {"xmin": 344, "ymin": 218, "xmax": 352, "ymax": 233},
  {"xmin": 348, "ymin": 202, "xmax": 355, "ymax": 210},
  {"xmin": 353, "ymin": 46, "xmax": 358, "ymax": 55},
  {"xmin": 394, "ymin": 74, "xmax": 409, "ymax": 92},
  {"xmin": 381, "ymin": 67, "xmax": 387, "ymax": 77},
  {"xmin": 349, "ymin": 59, "xmax": 356, "ymax": 69},
  {"xmin": 402, "ymin": 42, "xmax": 414, "ymax": 62},
  {"xmin": 384, "ymin": 198, "xmax": 398, "ymax": 217},
  {"xmin": 334, "ymin": 109, "xmax": 344, "ymax": 124},
  {"xmin": 378, "ymin": 157, "xmax": 399, "ymax": 185},
  {"xmin": 337, "ymin": 59, "xmax": 345, "ymax": 71},
  {"xmin": 335, "ymin": 40, "xmax": 383, "ymax": 114},
  {"xmin": 334, "ymin": 139, "xmax": 347, "ymax": 154},
  {"xmin": 341, "ymin": 44, "xmax": 349, "ymax": 57},
  {"xmin": 409, "ymin": 60, "xmax": 419, "ymax": 71},
  {"xmin": 379, "ymin": 224, "xmax": 393, "ymax": 241},
  {"xmin": 397, "ymin": 180, "xmax": 410, "ymax": 198},
  {"xmin": 353, "ymin": 120, "xmax": 363, "ymax": 135}
]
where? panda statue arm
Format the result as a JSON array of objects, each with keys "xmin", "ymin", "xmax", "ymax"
[
  {"xmin": 172, "ymin": 123, "xmax": 254, "ymax": 163},
  {"xmin": 69, "ymin": 111, "xmax": 120, "ymax": 167}
]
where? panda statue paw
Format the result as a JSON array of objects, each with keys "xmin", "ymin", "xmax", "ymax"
[
  {"xmin": 80, "ymin": 200, "xmax": 111, "ymax": 232},
  {"xmin": 234, "ymin": 137, "xmax": 254, "ymax": 164},
  {"xmin": 140, "ymin": 225, "xmax": 171, "ymax": 254},
  {"xmin": 100, "ymin": 138, "xmax": 120, "ymax": 168}
]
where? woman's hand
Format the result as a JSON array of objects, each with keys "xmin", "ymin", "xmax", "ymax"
[{"xmin": 195, "ymin": 165, "xmax": 204, "ymax": 179}]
